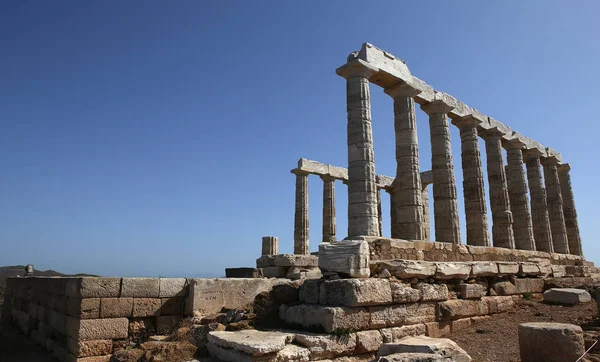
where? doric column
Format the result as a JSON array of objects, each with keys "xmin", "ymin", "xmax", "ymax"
[
  {"xmin": 452, "ymin": 115, "xmax": 491, "ymax": 247},
  {"xmin": 338, "ymin": 60, "xmax": 379, "ymax": 237},
  {"xmin": 292, "ymin": 169, "xmax": 309, "ymax": 254},
  {"xmin": 480, "ymin": 128, "xmax": 515, "ymax": 249},
  {"xmin": 384, "ymin": 187, "xmax": 397, "ymax": 238},
  {"xmin": 523, "ymin": 149, "xmax": 554, "ymax": 253},
  {"xmin": 504, "ymin": 139, "xmax": 535, "ymax": 251},
  {"xmin": 262, "ymin": 236, "xmax": 279, "ymax": 255},
  {"xmin": 377, "ymin": 188, "xmax": 383, "ymax": 237},
  {"xmin": 421, "ymin": 185, "xmax": 431, "ymax": 241},
  {"xmin": 421, "ymin": 100, "xmax": 461, "ymax": 244},
  {"xmin": 383, "ymin": 82, "xmax": 424, "ymax": 240},
  {"xmin": 541, "ymin": 155, "xmax": 569, "ymax": 254},
  {"xmin": 557, "ymin": 163, "xmax": 583, "ymax": 256},
  {"xmin": 321, "ymin": 175, "xmax": 336, "ymax": 243}
]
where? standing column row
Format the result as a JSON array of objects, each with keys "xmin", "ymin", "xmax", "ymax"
[
  {"xmin": 557, "ymin": 164, "xmax": 583, "ymax": 256},
  {"xmin": 542, "ymin": 156, "xmax": 570, "ymax": 254}
]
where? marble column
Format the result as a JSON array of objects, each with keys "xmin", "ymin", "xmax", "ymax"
[
  {"xmin": 377, "ymin": 188, "xmax": 383, "ymax": 237},
  {"xmin": 421, "ymin": 100, "xmax": 461, "ymax": 244},
  {"xmin": 481, "ymin": 128, "xmax": 515, "ymax": 249},
  {"xmin": 542, "ymin": 155, "xmax": 570, "ymax": 254},
  {"xmin": 557, "ymin": 163, "xmax": 583, "ymax": 256},
  {"xmin": 384, "ymin": 83, "xmax": 424, "ymax": 240},
  {"xmin": 452, "ymin": 115, "xmax": 491, "ymax": 247},
  {"xmin": 421, "ymin": 184, "xmax": 431, "ymax": 241},
  {"xmin": 321, "ymin": 175, "xmax": 336, "ymax": 243},
  {"xmin": 385, "ymin": 187, "xmax": 397, "ymax": 237},
  {"xmin": 292, "ymin": 170, "xmax": 309, "ymax": 255},
  {"xmin": 504, "ymin": 140, "xmax": 535, "ymax": 250},
  {"xmin": 338, "ymin": 60, "xmax": 379, "ymax": 237},
  {"xmin": 523, "ymin": 149, "xmax": 554, "ymax": 253},
  {"xmin": 262, "ymin": 236, "xmax": 279, "ymax": 255}
]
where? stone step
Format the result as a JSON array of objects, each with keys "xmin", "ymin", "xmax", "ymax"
[
  {"xmin": 207, "ymin": 330, "xmax": 295, "ymax": 356},
  {"xmin": 377, "ymin": 336, "xmax": 471, "ymax": 362}
]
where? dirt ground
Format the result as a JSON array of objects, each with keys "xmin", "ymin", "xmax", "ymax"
[{"xmin": 449, "ymin": 299, "xmax": 599, "ymax": 362}]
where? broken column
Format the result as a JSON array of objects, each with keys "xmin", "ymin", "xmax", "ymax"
[
  {"xmin": 481, "ymin": 128, "xmax": 515, "ymax": 249},
  {"xmin": 542, "ymin": 153, "xmax": 569, "ymax": 254},
  {"xmin": 523, "ymin": 148, "xmax": 554, "ymax": 253},
  {"xmin": 504, "ymin": 139, "xmax": 535, "ymax": 251},
  {"xmin": 337, "ymin": 58, "xmax": 379, "ymax": 238},
  {"xmin": 421, "ymin": 100, "xmax": 460, "ymax": 244},
  {"xmin": 292, "ymin": 169, "xmax": 309, "ymax": 255},
  {"xmin": 321, "ymin": 175, "xmax": 336, "ymax": 243},
  {"xmin": 557, "ymin": 164, "xmax": 583, "ymax": 256},
  {"xmin": 262, "ymin": 236, "xmax": 278, "ymax": 255},
  {"xmin": 452, "ymin": 115, "xmax": 490, "ymax": 247},
  {"xmin": 384, "ymin": 82, "xmax": 424, "ymax": 240}
]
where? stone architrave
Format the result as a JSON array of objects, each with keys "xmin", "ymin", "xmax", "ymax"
[
  {"xmin": 321, "ymin": 175, "xmax": 336, "ymax": 243},
  {"xmin": 480, "ymin": 128, "xmax": 515, "ymax": 249},
  {"xmin": 557, "ymin": 164, "xmax": 583, "ymax": 256},
  {"xmin": 337, "ymin": 59, "xmax": 380, "ymax": 237},
  {"xmin": 261, "ymin": 236, "xmax": 278, "ymax": 255},
  {"xmin": 452, "ymin": 115, "xmax": 490, "ymax": 247},
  {"xmin": 504, "ymin": 139, "xmax": 535, "ymax": 251},
  {"xmin": 541, "ymin": 155, "xmax": 569, "ymax": 254},
  {"xmin": 421, "ymin": 100, "xmax": 460, "ymax": 244},
  {"xmin": 523, "ymin": 149, "xmax": 554, "ymax": 253},
  {"xmin": 384, "ymin": 82, "xmax": 424, "ymax": 240},
  {"xmin": 291, "ymin": 169, "xmax": 309, "ymax": 255}
]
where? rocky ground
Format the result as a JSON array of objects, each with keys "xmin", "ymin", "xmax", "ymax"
[{"xmin": 450, "ymin": 298, "xmax": 599, "ymax": 362}]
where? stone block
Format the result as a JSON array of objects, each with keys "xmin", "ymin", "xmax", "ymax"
[
  {"xmin": 319, "ymin": 240, "xmax": 370, "ymax": 278},
  {"xmin": 514, "ymin": 279, "xmax": 545, "ymax": 294},
  {"xmin": 99, "ymin": 298, "xmax": 133, "ymax": 318},
  {"xmin": 483, "ymin": 296, "xmax": 515, "ymax": 314},
  {"xmin": 376, "ymin": 336, "xmax": 471, "ymax": 362},
  {"xmin": 294, "ymin": 332, "xmax": 357, "ymax": 359},
  {"xmin": 121, "ymin": 278, "xmax": 160, "ymax": 298},
  {"xmin": 470, "ymin": 262, "xmax": 498, "ymax": 277},
  {"xmin": 551, "ymin": 265, "xmax": 567, "ymax": 278},
  {"xmin": 160, "ymin": 297, "xmax": 185, "ymax": 315},
  {"xmin": 424, "ymin": 321, "xmax": 451, "ymax": 338},
  {"xmin": 11, "ymin": 308, "xmax": 30, "ymax": 335},
  {"xmin": 66, "ymin": 338, "xmax": 113, "ymax": 358},
  {"xmin": 156, "ymin": 315, "xmax": 182, "ymax": 334},
  {"xmin": 456, "ymin": 284, "xmax": 485, "ymax": 299},
  {"xmin": 519, "ymin": 322, "xmax": 584, "ymax": 362},
  {"xmin": 369, "ymin": 303, "xmax": 436, "ymax": 328},
  {"xmin": 355, "ymin": 330, "xmax": 383, "ymax": 353},
  {"xmin": 273, "ymin": 254, "xmax": 319, "ymax": 267},
  {"xmin": 66, "ymin": 298, "xmax": 100, "ymax": 319},
  {"xmin": 497, "ymin": 262, "xmax": 519, "ymax": 276},
  {"xmin": 263, "ymin": 267, "xmax": 288, "ymax": 278},
  {"xmin": 128, "ymin": 318, "xmax": 155, "ymax": 335},
  {"xmin": 519, "ymin": 263, "xmax": 542, "ymax": 276},
  {"xmin": 286, "ymin": 267, "xmax": 322, "ymax": 280},
  {"xmin": 319, "ymin": 279, "xmax": 392, "ymax": 306},
  {"xmin": 390, "ymin": 282, "xmax": 421, "ymax": 303},
  {"xmin": 379, "ymin": 324, "xmax": 427, "ymax": 343},
  {"xmin": 565, "ymin": 265, "xmax": 585, "ymax": 277},
  {"xmin": 416, "ymin": 283, "xmax": 448, "ymax": 302},
  {"xmin": 374, "ymin": 260, "xmax": 436, "ymax": 279},
  {"xmin": 49, "ymin": 310, "xmax": 67, "ymax": 334},
  {"xmin": 256, "ymin": 255, "xmax": 276, "ymax": 268},
  {"xmin": 207, "ymin": 343, "xmax": 309, "ymax": 362},
  {"xmin": 185, "ymin": 278, "xmax": 289, "ymax": 316},
  {"xmin": 66, "ymin": 278, "xmax": 121, "ymax": 298},
  {"xmin": 132, "ymin": 298, "xmax": 161, "ymax": 317},
  {"xmin": 451, "ymin": 318, "xmax": 473, "ymax": 332},
  {"xmin": 299, "ymin": 280, "xmax": 322, "ymax": 304},
  {"xmin": 208, "ymin": 330, "xmax": 294, "ymax": 356},
  {"xmin": 543, "ymin": 288, "xmax": 592, "ymax": 305},
  {"xmin": 225, "ymin": 268, "xmax": 262, "ymax": 278},
  {"xmin": 434, "ymin": 263, "xmax": 471, "ymax": 280},
  {"xmin": 158, "ymin": 278, "xmax": 187, "ymax": 297},
  {"xmin": 491, "ymin": 281, "xmax": 518, "ymax": 295},
  {"xmin": 437, "ymin": 300, "xmax": 479, "ymax": 320},
  {"xmin": 279, "ymin": 304, "xmax": 370, "ymax": 333},
  {"xmin": 66, "ymin": 318, "xmax": 128, "ymax": 340}
]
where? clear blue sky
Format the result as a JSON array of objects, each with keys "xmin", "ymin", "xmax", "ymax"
[{"xmin": 1, "ymin": 1, "xmax": 599, "ymax": 277}]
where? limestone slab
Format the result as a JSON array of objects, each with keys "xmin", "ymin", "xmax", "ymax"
[
  {"xmin": 274, "ymin": 254, "xmax": 319, "ymax": 267},
  {"xmin": 435, "ymin": 263, "xmax": 471, "ymax": 280},
  {"xmin": 491, "ymin": 281, "xmax": 518, "ymax": 296},
  {"xmin": 456, "ymin": 284, "xmax": 485, "ymax": 299},
  {"xmin": 319, "ymin": 279, "xmax": 392, "ymax": 306},
  {"xmin": 470, "ymin": 262, "xmax": 498, "ymax": 277},
  {"xmin": 390, "ymin": 282, "xmax": 421, "ymax": 304},
  {"xmin": 369, "ymin": 303, "xmax": 436, "ymax": 328},
  {"xmin": 377, "ymin": 336, "xmax": 471, "ymax": 362},
  {"xmin": 158, "ymin": 278, "xmax": 187, "ymax": 297},
  {"xmin": 375, "ymin": 260, "xmax": 436, "ymax": 279},
  {"xmin": 514, "ymin": 279, "xmax": 544, "ymax": 294},
  {"xmin": 66, "ymin": 339, "xmax": 113, "ymax": 358},
  {"xmin": 66, "ymin": 278, "xmax": 121, "ymax": 298},
  {"xmin": 380, "ymin": 324, "xmax": 427, "ymax": 343},
  {"xmin": 437, "ymin": 300, "xmax": 479, "ymax": 320},
  {"xmin": 121, "ymin": 278, "xmax": 160, "ymax": 298},
  {"xmin": 543, "ymin": 288, "xmax": 591, "ymax": 305},
  {"xmin": 416, "ymin": 283, "xmax": 448, "ymax": 302},
  {"xmin": 294, "ymin": 332, "xmax": 357, "ymax": 359},
  {"xmin": 280, "ymin": 304, "xmax": 370, "ymax": 333},
  {"xmin": 100, "ymin": 298, "xmax": 133, "ymax": 318},
  {"xmin": 518, "ymin": 263, "xmax": 541, "ymax": 276},
  {"xmin": 133, "ymin": 298, "xmax": 161, "ymax": 317},
  {"xmin": 299, "ymin": 280, "xmax": 322, "ymax": 304},
  {"xmin": 208, "ymin": 330, "xmax": 294, "ymax": 356},
  {"xmin": 319, "ymin": 240, "xmax": 370, "ymax": 278},
  {"xmin": 355, "ymin": 330, "xmax": 383, "ymax": 353},
  {"xmin": 208, "ymin": 343, "xmax": 310, "ymax": 362},
  {"xmin": 497, "ymin": 262, "xmax": 519, "ymax": 276},
  {"xmin": 69, "ymin": 318, "xmax": 129, "ymax": 340}
]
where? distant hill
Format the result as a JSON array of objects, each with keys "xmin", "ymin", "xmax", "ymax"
[{"xmin": 0, "ymin": 265, "xmax": 98, "ymax": 304}]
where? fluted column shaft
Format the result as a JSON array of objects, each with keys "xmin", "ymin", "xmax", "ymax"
[
  {"xmin": 453, "ymin": 117, "xmax": 490, "ymax": 246},
  {"xmin": 557, "ymin": 164, "xmax": 583, "ymax": 256},
  {"xmin": 523, "ymin": 152, "xmax": 554, "ymax": 252},
  {"xmin": 422, "ymin": 101, "xmax": 460, "ymax": 243},
  {"xmin": 385, "ymin": 188, "xmax": 397, "ymax": 238},
  {"xmin": 340, "ymin": 63, "xmax": 379, "ymax": 237},
  {"xmin": 262, "ymin": 236, "xmax": 279, "ymax": 255},
  {"xmin": 321, "ymin": 176, "xmax": 336, "ymax": 243},
  {"xmin": 293, "ymin": 171, "xmax": 309, "ymax": 254},
  {"xmin": 384, "ymin": 83, "xmax": 423, "ymax": 240},
  {"xmin": 542, "ymin": 158, "xmax": 569, "ymax": 254},
  {"xmin": 505, "ymin": 142, "xmax": 535, "ymax": 250},
  {"xmin": 421, "ymin": 185, "xmax": 431, "ymax": 241},
  {"xmin": 482, "ymin": 131, "xmax": 515, "ymax": 249}
]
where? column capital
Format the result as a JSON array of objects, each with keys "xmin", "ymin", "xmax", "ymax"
[
  {"xmin": 384, "ymin": 81, "xmax": 422, "ymax": 98},
  {"xmin": 502, "ymin": 138, "xmax": 527, "ymax": 150},
  {"xmin": 291, "ymin": 168, "xmax": 310, "ymax": 176},
  {"xmin": 522, "ymin": 148, "xmax": 545, "ymax": 162},
  {"xmin": 540, "ymin": 155, "xmax": 561, "ymax": 166},
  {"xmin": 451, "ymin": 114, "xmax": 484, "ymax": 130},
  {"xmin": 557, "ymin": 163, "xmax": 571, "ymax": 173},
  {"xmin": 320, "ymin": 174, "xmax": 336, "ymax": 182},
  {"xmin": 479, "ymin": 127, "xmax": 505, "ymax": 140},
  {"xmin": 336, "ymin": 59, "xmax": 378, "ymax": 80},
  {"xmin": 420, "ymin": 100, "xmax": 454, "ymax": 115}
]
